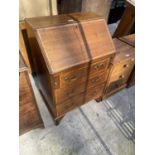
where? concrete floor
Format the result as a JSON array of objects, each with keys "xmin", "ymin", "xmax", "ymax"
[{"xmin": 19, "ymin": 75, "xmax": 135, "ymax": 155}]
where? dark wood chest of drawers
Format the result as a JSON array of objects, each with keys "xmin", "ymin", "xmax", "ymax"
[
  {"xmin": 19, "ymin": 53, "xmax": 44, "ymax": 134},
  {"xmin": 25, "ymin": 12, "xmax": 116, "ymax": 124},
  {"xmin": 105, "ymin": 35, "xmax": 135, "ymax": 97}
]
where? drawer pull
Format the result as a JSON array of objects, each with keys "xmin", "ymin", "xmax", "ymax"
[
  {"xmin": 119, "ymin": 75, "xmax": 125, "ymax": 79},
  {"xmin": 94, "ymin": 63, "xmax": 105, "ymax": 70},
  {"xmin": 123, "ymin": 64, "xmax": 129, "ymax": 68},
  {"xmin": 64, "ymin": 74, "xmax": 79, "ymax": 82}
]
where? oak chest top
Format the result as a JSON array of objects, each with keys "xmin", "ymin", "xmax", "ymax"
[
  {"xmin": 26, "ymin": 12, "xmax": 115, "ymax": 74},
  {"xmin": 112, "ymin": 38, "xmax": 135, "ymax": 64}
]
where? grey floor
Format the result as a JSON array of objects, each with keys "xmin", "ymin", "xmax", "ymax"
[{"xmin": 19, "ymin": 75, "xmax": 135, "ymax": 155}]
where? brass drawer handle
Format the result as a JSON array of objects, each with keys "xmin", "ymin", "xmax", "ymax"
[
  {"xmin": 94, "ymin": 63, "xmax": 105, "ymax": 70},
  {"xmin": 64, "ymin": 74, "xmax": 79, "ymax": 82}
]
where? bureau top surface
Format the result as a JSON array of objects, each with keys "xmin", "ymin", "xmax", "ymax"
[
  {"xmin": 19, "ymin": 52, "xmax": 27, "ymax": 73},
  {"xmin": 27, "ymin": 13, "xmax": 115, "ymax": 74},
  {"xmin": 112, "ymin": 36, "xmax": 135, "ymax": 64}
]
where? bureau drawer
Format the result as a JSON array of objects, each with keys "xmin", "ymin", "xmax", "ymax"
[
  {"xmin": 85, "ymin": 84, "xmax": 105, "ymax": 102},
  {"xmin": 55, "ymin": 83, "xmax": 86, "ymax": 103},
  {"xmin": 60, "ymin": 67, "xmax": 88, "ymax": 87},
  {"xmin": 112, "ymin": 58, "xmax": 134, "ymax": 74},
  {"xmin": 90, "ymin": 58, "xmax": 110, "ymax": 74},
  {"xmin": 109, "ymin": 71, "xmax": 130, "ymax": 84},
  {"xmin": 56, "ymin": 94, "xmax": 84, "ymax": 115},
  {"xmin": 88, "ymin": 71, "xmax": 108, "ymax": 88},
  {"xmin": 106, "ymin": 80, "xmax": 126, "ymax": 94}
]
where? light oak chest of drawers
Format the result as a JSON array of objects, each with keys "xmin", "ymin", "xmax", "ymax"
[
  {"xmin": 105, "ymin": 35, "xmax": 135, "ymax": 97},
  {"xmin": 26, "ymin": 12, "xmax": 116, "ymax": 124},
  {"xmin": 19, "ymin": 53, "xmax": 44, "ymax": 134}
]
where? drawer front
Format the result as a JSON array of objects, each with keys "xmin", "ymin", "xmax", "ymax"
[
  {"xmin": 90, "ymin": 58, "xmax": 110, "ymax": 74},
  {"xmin": 60, "ymin": 67, "xmax": 88, "ymax": 87},
  {"xmin": 55, "ymin": 84, "xmax": 86, "ymax": 103},
  {"xmin": 112, "ymin": 58, "xmax": 134, "ymax": 74},
  {"xmin": 56, "ymin": 93, "xmax": 84, "ymax": 115},
  {"xmin": 106, "ymin": 80, "xmax": 126, "ymax": 94},
  {"xmin": 88, "ymin": 71, "xmax": 108, "ymax": 88},
  {"xmin": 109, "ymin": 69, "xmax": 131, "ymax": 83},
  {"xmin": 85, "ymin": 84, "xmax": 105, "ymax": 102}
]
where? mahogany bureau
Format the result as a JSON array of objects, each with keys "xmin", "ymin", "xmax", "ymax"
[
  {"xmin": 19, "ymin": 53, "xmax": 44, "ymax": 134},
  {"xmin": 25, "ymin": 12, "xmax": 116, "ymax": 124},
  {"xmin": 105, "ymin": 35, "xmax": 135, "ymax": 97}
]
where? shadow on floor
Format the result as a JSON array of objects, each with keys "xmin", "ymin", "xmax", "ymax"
[{"xmin": 103, "ymin": 87, "xmax": 135, "ymax": 143}]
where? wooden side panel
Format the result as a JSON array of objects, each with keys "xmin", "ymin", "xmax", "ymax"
[
  {"xmin": 26, "ymin": 22, "xmax": 56, "ymax": 117},
  {"xmin": 105, "ymin": 36, "xmax": 135, "ymax": 97},
  {"xmin": 19, "ymin": 71, "xmax": 43, "ymax": 135}
]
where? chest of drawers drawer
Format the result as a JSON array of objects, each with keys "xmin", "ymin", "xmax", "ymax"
[
  {"xmin": 112, "ymin": 58, "xmax": 134, "ymax": 75},
  {"xmin": 109, "ymin": 70, "xmax": 131, "ymax": 83},
  {"xmin": 88, "ymin": 70, "xmax": 108, "ymax": 88},
  {"xmin": 85, "ymin": 83, "xmax": 105, "ymax": 102},
  {"xmin": 60, "ymin": 67, "xmax": 88, "ymax": 87},
  {"xmin": 90, "ymin": 57, "xmax": 111, "ymax": 74},
  {"xmin": 106, "ymin": 80, "xmax": 126, "ymax": 95},
  {"xmin": 56, "ymin": 93, "xmax": 84, "ymax": 115},
  {"xmin": 54, "ymin": 83, "xmax": 86, "ymax": 103}
]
